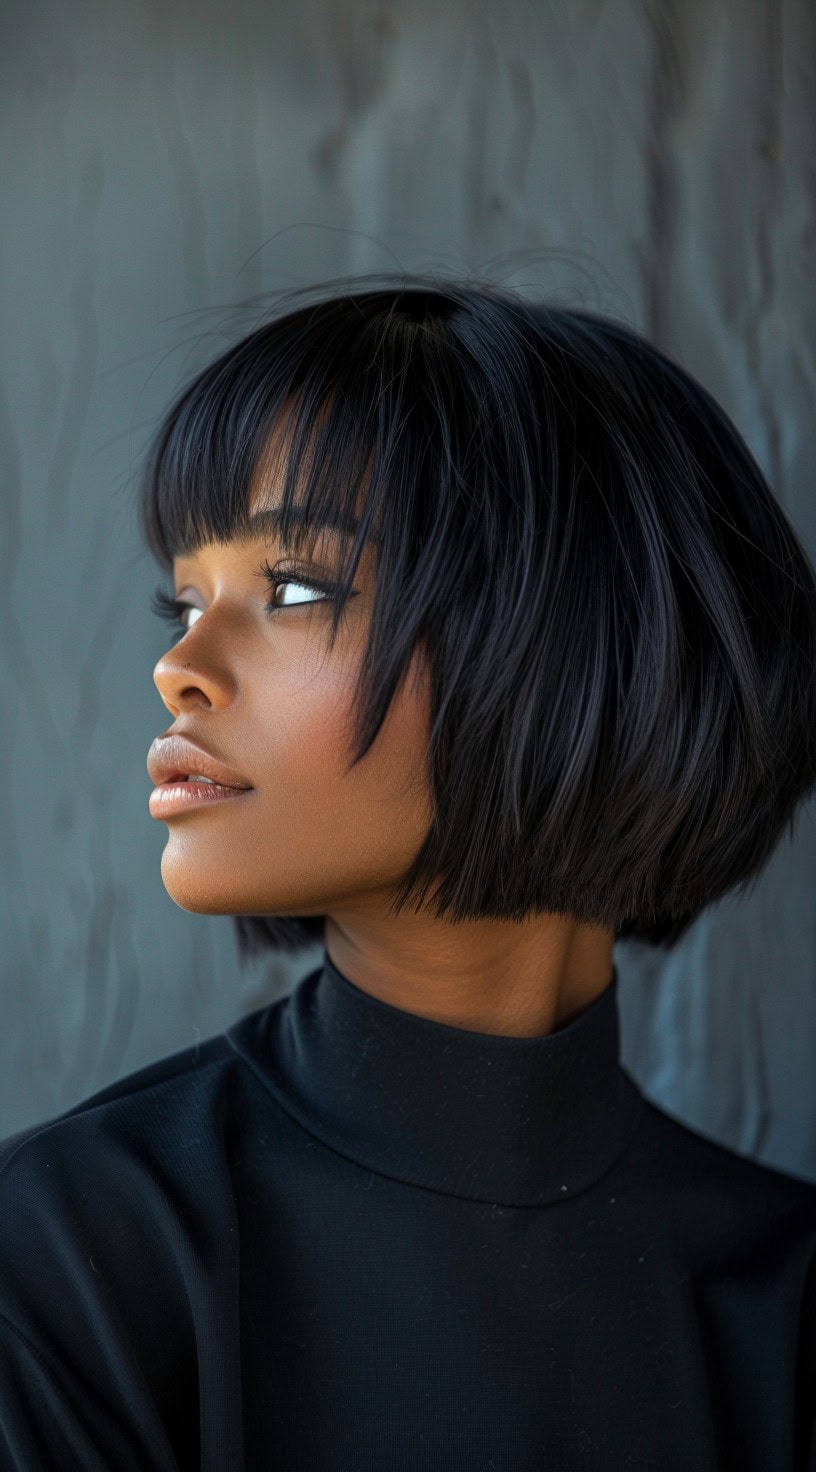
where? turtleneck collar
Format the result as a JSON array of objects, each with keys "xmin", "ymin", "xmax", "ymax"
[{"xmin": 229, "ymin": 949, "xmax": 646, "ymax": 1208}]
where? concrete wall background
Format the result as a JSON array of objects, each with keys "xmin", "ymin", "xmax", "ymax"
[{"xmin": 1, "ymin": 0, "xmax": 814, "ymax": 1179}]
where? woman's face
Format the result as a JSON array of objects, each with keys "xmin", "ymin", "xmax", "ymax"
[{"xmin": 148, "ymin": 476, "xmax": 434, "ymax": 922}]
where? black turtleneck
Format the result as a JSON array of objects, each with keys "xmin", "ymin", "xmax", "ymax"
[{"xmin": 0, "ymin": 953, "xmax": 814, "ymax": 1470}]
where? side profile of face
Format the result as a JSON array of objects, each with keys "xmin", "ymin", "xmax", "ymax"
[
  {"xmin": 147, "ymin": 414, "xmax": 615, "ymax": 1037},
  {"xmin": 149, "ymin": 477, "xmax": 434, "ymax": 928}
]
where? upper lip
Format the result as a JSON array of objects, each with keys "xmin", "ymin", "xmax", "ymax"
[{"xmin": 147, "ymin": 734, "xmax": 253, "ymax": 790}]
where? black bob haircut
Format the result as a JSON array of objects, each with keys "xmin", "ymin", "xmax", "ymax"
[{"xmin": 138, "ymin": 270, "xmax": 816, "ymax": 966}]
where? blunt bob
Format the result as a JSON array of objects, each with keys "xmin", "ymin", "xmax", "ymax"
[{"xmin": 138, "ymin": 271, "xmax": 816, "ymax": 965}]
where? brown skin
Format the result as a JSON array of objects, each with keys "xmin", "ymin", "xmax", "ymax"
[{"xmin": 150, "ymin": 454, "xmax": 615, "ymax": 1038}]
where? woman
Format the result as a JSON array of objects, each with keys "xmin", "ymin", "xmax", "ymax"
[{"xmin": 1, "ymin": 274, "xmax": 815, "ymax": 1468}]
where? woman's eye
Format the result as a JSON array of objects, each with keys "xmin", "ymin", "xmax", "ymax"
[
  {"xmin": 149, "ymin": 573, "xmax": 331, "ymax": 640},
  {"xmin": 269, "ymin": 578, "xmax": 327, "ymax": 609},
  {"xmin": 256, "ymin": 558, "xmax": 335, "ymax": 614},
  {"xmin": 149, "ymin": 588, "xmax": 202, "ymax": 635}
]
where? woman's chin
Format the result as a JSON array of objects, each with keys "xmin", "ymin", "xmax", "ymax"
[{"xmin": 159, "ymin": 854, "xmax": 322, "ymax": 917}]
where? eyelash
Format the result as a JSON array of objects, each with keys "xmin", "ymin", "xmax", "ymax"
[{"xmin": 149, "ymin": 558, "xmax": 335, "ymax": 637}]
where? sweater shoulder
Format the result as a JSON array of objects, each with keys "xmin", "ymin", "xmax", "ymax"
[
  {"xmin": 0, "ymin": 1025, "xmax": 238, "ymax": 1182},
  {"xmin": 635, "ymin": 1090, "xmax": 816, "ymax": 1193},
  {"xmin": 622, "ymin": 1086, "xmax": 816, "ymax": 1251}
]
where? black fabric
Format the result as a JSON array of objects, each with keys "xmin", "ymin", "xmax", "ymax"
[{"xmin": 0, "ymin": 952, "xmax": 814, "ymax": 1470}]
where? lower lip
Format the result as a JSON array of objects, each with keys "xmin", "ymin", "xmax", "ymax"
[{"xmin": 149, "ymin": 781, "xmax": 254, "ymax": 818}]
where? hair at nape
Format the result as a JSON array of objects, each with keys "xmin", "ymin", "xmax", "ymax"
[{"xmin": 138, "ymin": 270, "xmax": 816, "ymax": 966}]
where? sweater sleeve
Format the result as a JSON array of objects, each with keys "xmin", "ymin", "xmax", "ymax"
[
  {"xmin": 0, "ymin": 1312, "xmax": 181, "ymax": 1471},
  {"xmin": 800, "ymin": 1249, "xmax": 816, "ymax": 1472},
  {"xmin": 0, "ymin": 1134, "xmax": 196, "ymax": 1472}
]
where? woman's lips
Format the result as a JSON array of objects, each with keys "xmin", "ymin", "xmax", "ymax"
[
  {"xmin": 146, "ymin": 733, "xmax": 253, "ymax": 790},
  {"xmin": 148, "ymin": 779, "xmax": 255, "ymax": 819}
]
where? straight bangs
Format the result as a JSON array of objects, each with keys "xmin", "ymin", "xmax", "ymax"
[{"xmin": 138, "ymin": 272, "xmax": 816, "ymax": 966}]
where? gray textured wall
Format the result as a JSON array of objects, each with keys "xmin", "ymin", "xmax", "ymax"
[{"xmin": 2, "ymin": 0, "xmax": 814, "ymax": 1179}]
